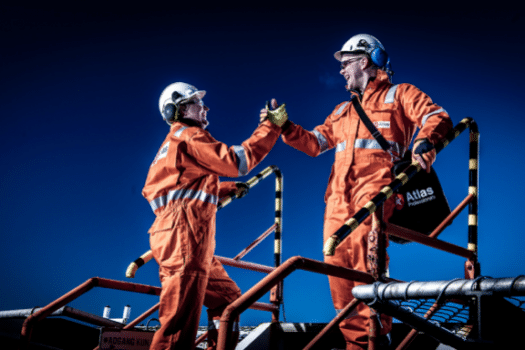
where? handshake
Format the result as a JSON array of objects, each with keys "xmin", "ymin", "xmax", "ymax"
[{"xmin": 260, "ymin": 98, "xmax": 288, "ymax": 127}]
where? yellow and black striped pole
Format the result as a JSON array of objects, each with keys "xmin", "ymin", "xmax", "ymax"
[
  {"xmin": 126, "ymin": 165, "xmax": 283, "ymax": 278},
  {"xmin": 269, "ymin": 166, "xmax": 284, "ymax": 311},
  {"xmin": 271, "ymin": 166, "xmax": 283, "ymax": 270},
  {"xmin": 323, "ymin": 118, "xmax": 479, "ymax": 259},
  {"xmin": 466, "ymin": 119, "xmax": 480, "ymax": 276},
  {"xmin": 125, "ymin": 250, "xmax": 154, "ymax": 278}
]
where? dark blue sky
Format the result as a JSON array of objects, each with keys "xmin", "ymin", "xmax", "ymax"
[{"xmin": 1, "ymin": 3, "xmax": 524, "ymax": 327}]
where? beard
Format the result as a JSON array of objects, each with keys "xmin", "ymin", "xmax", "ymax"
[{"xmin": 200, "ymin": 119, "xmax": 209, "ymax": 129}]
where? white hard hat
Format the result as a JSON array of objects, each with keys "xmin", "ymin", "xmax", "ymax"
[
  {"xmin": 334, "ymin": 34, "xmax": 388, "ymax": 68},
  {"xmin": 158, "ymin": 82, "xmax": 206, "ymax": 124}
]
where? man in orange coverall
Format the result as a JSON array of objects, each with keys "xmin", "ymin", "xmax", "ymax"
[
  {"xmin": 261, "ymin": 34, "xmax": 453, "ymax": 349},
  {"xmin": 143, "ymin": 82, "xmax": 283, "ymax": 350}
]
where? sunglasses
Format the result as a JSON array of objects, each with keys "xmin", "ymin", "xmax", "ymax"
[{"xmin": 340, "ymin": 57, "xmax": 363, "ymax": 70}]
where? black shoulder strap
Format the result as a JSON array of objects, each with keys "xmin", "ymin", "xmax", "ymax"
[{"xmin": 352, "ymin": 97, "xmax": 391, "ymax": 151}]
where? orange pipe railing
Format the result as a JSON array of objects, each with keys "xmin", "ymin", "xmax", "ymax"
[{"xmin": 216, "ymin": 256, "xmax": 375, "ymax": 350}]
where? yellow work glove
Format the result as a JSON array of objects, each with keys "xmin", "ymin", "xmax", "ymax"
[{"xmin": 261, "ymin": 98, "xmax": 288, "ymax": 127}]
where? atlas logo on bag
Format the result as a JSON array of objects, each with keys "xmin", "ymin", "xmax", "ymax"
[{"xmin": 406, "ymin": 187, "xmax": 436, "ymax": 207}]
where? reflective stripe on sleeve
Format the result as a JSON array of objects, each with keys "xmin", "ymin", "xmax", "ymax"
[
  {"xmin": 233, "ymin": 145, "xmax": 248, "ymax": 176},
  {"xmin": 384, "ymin": 84, "xmax": 399, "ymax": 104},
  {"xmin": 312, "ymin": 130, "xmax": 329, "ymax": 154},
  {"xmin": 421, "ymin": 108, "xmax": 446, "ymax": 127},
  {"xmin": 335, "ymin": 101, "xmax": 349, "ymax": 115},
  {"xmin": 174, "ymin": 126, "xmax": 188, "ymax": 137},
  {"xmin": 149, "ymin": 188, "xmax": 218, "ymax": 212},
  {"xmin": 335, "ymin": 140, "xmax": 347, "ymax": 153}
]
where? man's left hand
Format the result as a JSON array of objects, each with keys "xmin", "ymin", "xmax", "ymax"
[
  {"xmin": 235, "ymin": 182, "xmax": 250, "ymax": 198},
  {"xmin": 412, "ymin": 139, "xmax": 436, "ymax": 173}
]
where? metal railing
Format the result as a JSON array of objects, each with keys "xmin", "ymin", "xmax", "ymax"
[
  {"xmin": 18, "ymin": 278, "xmax": 162, "ymax": 350},
  {"xmin": 19, "ymin": 118, "xmax": 485, "ymax": 349},
  {"xmin": 216, "ymin": 256, "xmax": 377, "ymax": 350}
]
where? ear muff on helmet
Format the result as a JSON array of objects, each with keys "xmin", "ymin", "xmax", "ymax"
[
  {"xmin": 354, "ymin": 37, "xmax": 388, "ymax": 68},
  {"xmin": 161, "ymin": 91, "xmax": 183, "ymax": 124},
  {"xmin": 370, "ymin": 47, "xmax": 388, "ymax": 69},
  {"xmin": 162, "ymin": 103, "xmax": 179, "ymax": 123}
]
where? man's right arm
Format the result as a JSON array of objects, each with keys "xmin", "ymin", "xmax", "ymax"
[
  {"xmin": 261, "ymin": 98, "xmax": 336, "ymax": 157},
  {"xmin": 280, "ymin": 121, "xmax": 330, "ymax": 157},
  {"xmin": 185, "ymin": 120, "xmax": 281, "ymax": 178}
]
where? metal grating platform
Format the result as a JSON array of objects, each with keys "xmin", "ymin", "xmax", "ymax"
[{"xmin": 353, "ymin": 277, "xmax": 525, "ymax": 349}]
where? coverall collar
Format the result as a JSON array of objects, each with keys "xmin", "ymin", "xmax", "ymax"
[
  {"xmin": 360, "ymin": 70, "xmax": 391, "ymax": 103},
  {"xmin": 171, "ymin": 118, "xmax": 203, "ymax": 129},
  {"xmin": 348, "ymin": 70, "xmax": 390, "ymax": 102}
]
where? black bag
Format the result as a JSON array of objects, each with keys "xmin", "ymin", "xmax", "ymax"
[
  {"xmin": 388, "ymin": 151, "xmax": 451, "ymax": 244},
  {"xmin": 351, "ymin": 97, "xmax": 451, "ymax": 244}
]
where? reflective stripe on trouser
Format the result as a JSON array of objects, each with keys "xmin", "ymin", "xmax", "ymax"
[{"xmin": 323, "ymin": 155, "xmax": 394, "ymax": 349}]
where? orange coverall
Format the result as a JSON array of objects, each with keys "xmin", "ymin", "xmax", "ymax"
[
  {"xmin": 143, "ymin": 119, "xmax": 281, "ymax": 350},
  {"xmin": 282, "ymin": 70, "xmax": 452, "ymax": 349}
]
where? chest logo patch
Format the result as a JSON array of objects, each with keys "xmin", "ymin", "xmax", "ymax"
[{"xmin": 373, "ymin": 121, "xmax": 390, "ymax": 129}]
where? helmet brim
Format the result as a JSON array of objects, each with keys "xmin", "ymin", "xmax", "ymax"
[
  {"xmin": 334, "ymin": 50, "xmax": 368, "ymax": 62},
  {"xmin": 180, "ymin": 90, "xmax": 206, "ymax": 104}
]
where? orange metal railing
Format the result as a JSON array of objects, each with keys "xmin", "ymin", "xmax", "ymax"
[
  {"xmin": 20, "ymin": 117, "xmax": 480, "ymax": 349},
  {"xmin": 19, "ymin": 278, "xmax": 161, "ymax": 350},
  {"xmin": 215, "ymin": 256, "xmax": 376, "ymax": 350}
]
